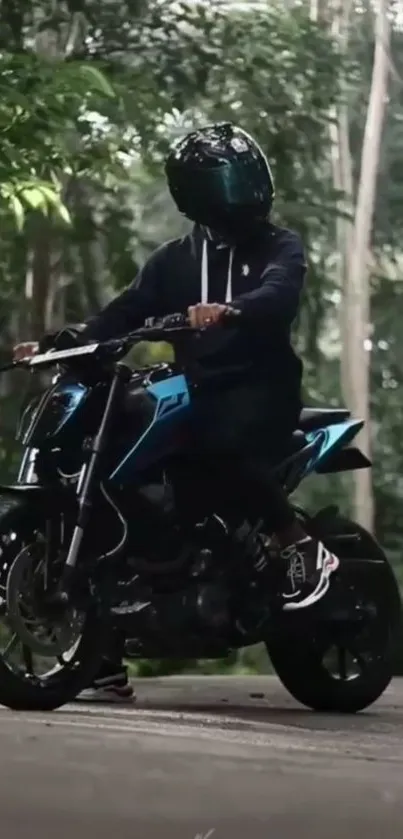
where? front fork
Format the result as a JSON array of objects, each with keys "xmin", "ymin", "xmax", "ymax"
[
  {"xmin": 53, "ymin": 362, "xmax": 132, "ymax": 604},
  {"xmin": 17, "ymin": 447, "xmax": 39, "ymax": 484}
]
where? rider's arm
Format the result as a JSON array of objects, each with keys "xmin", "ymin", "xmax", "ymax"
[
  {"xmin": 80, "ymin": 246, "xmax": 168, "ymax": 342},
  {"xmin": 231, "ymin": 231, "xmax": 306, "ymax": 329}
]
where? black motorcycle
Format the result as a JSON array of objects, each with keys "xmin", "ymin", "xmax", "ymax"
[{"xmin": 0, "ymin": 313, "xmax": 399, "ymax": 712}]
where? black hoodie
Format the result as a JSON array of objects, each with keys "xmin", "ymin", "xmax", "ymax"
[{"xmin": 81, "ymin": 224, "xmax": 306, "ymax": 396}]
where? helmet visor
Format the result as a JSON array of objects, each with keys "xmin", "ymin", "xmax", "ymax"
[{"xmin": 169, "ymin": 158, "xmax": 269, "ymax": 216}]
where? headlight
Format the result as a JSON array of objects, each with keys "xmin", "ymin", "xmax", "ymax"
[{"xmin": 16, "ymin": 379, "xmax": 88, "ymax": 447}]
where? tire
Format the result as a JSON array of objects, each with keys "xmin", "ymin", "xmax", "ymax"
[
  {"xmin": 266, "ymin": 514, "xmax": 401, "ymax": 713},
  {"xmin": 0, "ymin": 493, "xmax": 106, "ymax": 711}
]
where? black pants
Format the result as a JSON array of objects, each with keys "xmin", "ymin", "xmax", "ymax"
[{"xmin": 190, "ymin": 380, "xmax": 301, "ymax": 531}]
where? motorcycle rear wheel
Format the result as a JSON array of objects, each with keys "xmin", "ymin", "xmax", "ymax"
[
  {"xmin": 0, "ymin": 493, "xmax": 106, "ymax": 711},
  {"xmin": 266, "ymin": 514, "xmax": 401, "ymax": 713}
]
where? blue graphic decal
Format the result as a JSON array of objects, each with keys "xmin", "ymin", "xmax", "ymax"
[
  {"xmin": 150, "ymin": 378, "xmax": 189, "ymax": 419},
  {"xmin": 302, "ymin": 419, "xmax": 364, "ymax": 477},
  {"xmin": 109, "ymin": 374, "xmax": 190, "ymax": 482}
]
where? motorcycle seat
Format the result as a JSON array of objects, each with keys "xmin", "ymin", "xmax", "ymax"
[{"xmin": 299, "ymin": 407, "xmax": 351, "ymax": 432}]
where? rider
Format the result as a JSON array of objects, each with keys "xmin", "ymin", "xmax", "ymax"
[{"xmin": 15, "ymin": 123, "xmax": 339, "ymax": 703}]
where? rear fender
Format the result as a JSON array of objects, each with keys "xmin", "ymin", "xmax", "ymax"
[
  {"xmin": 310, "ymin": 508, "xmax": 389, "ymax": 566},
  {"xmin": 315, "ymin": 446, "xmax": 371, "ymax": 474}
]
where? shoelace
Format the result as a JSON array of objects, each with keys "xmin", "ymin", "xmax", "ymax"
[{"xmin": 281, "ymin": 545, "xmax": 307, "ymax": 592}]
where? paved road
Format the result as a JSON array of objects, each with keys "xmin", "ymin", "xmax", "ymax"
[{"xmin": 2, "ymin": 676, "xmax": 403, "ymax": 839}]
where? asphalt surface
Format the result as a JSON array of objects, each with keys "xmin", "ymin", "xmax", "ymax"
[{"xmin": 2, "ymin": 675, "xmax": 403, "ymax": 839}]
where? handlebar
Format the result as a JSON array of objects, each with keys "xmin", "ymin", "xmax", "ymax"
[
  {"xmin": 1, "ymin": 307, "xmax": 243, "ymax": 374},
  {"xmin": 95, "ymin": 307, "xmax": 242, "ymax": 357}
]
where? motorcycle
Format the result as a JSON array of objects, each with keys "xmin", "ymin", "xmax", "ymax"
[{"xmin": 0, "ymin": 311, "xmax": 399, "ymax": 712}]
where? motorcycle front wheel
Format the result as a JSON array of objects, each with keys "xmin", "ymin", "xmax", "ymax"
[
  {"xmin": 266, "ymin": 514, "xmax": 401, "ymax": 713},
  {"xmin": 0, "ymin": 493, "xmax": 106, "ymax": 711}
]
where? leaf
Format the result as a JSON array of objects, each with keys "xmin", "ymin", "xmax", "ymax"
[
  {"xmin": 36, "ymin": 184, "xmax": 62, "ymax": 204},
  {"xmin": 19, "ymin": 182, "xmax": 71, "ymax": 225},
  {"xmin": 20, "ymin": 186, "xmax": 48, "ymax": 211},
  {"xmin": 78, "ymin": 65, "xmax": 115, "ymax": 98},
  {"xmin": 54, "ymin": 203, "xmax": 72, "ymax": 225},
  {"xmin": 39, "ymin": 186, "xmax": 72, "ymax": 224}
]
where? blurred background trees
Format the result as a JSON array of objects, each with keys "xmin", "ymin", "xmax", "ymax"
[{"xmin": 1, "ymin": 0, "xmax": 403, "ymax": 671}]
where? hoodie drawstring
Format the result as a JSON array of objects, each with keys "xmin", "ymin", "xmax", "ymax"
[{"xmin": 201, "ymin": 238, "xmax": 234, "ymax": 305}]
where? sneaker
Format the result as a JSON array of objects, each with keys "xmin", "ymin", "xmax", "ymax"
[
  {"xmin": 281, "ymin": 537, "xmax": 340, "ymax": 611},
  {"xmin": 75, "ymin": 665, "xmax": 135, "ymax": 704}
]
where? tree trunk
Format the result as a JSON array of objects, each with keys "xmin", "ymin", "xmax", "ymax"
[
  {"xmin": 25, "ymin": 8, "xmax": 90, "ymax": 337},
  {"xmin": 25, "ymin": 218, "xmax": 53, "ymax": 339},
  {"xmin": 344, "ymin": 0, "xmax": 389, "ymax": 531},
  {"xmin": 325, "ymin": 0, "xmax": 354, "ymax": 400}
]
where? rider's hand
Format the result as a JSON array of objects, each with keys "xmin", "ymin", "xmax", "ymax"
[
  {"xmin": 13, "ymin": 342, "xmax": 39, "ymax": 362},
  {"xmin": 187, "ymin": 303, "xmax": 229, "ymax": 328}
]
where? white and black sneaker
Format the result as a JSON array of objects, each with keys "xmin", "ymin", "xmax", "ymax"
[
  {"xmin": 281, "ymin": 537, "xmax": 340, "ymax": 611},
  {"xmin": 75, "ymin": 664, "xmax": 135, "ymax": 704}
]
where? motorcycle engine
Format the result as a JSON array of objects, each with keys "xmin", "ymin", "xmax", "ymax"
[
  {"xmin": 110, "ymin": 575, "xmax": 231, "ymax": 636},
  {"xmin": 110, "ymin": 518, "xmax": 232, "ymax": 636},
  {"xmin": 109, "ymin": 515, "xmax": 271, "ymax": 640}
]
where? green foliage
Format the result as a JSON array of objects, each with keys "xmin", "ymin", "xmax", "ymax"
[
  {"xmin": 0, "ymin": 49, "xmax": 119, "ymax": 224},
  {"xmin": 130, "ymin": 645, "xmax": 271, "ymax": 678}
]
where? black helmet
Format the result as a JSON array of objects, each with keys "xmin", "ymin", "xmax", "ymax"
[{"xmin": 165, "ymin": 122, "xmax": 274, "ymax": 240}]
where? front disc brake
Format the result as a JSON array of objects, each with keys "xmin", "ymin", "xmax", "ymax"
[{"xmin": 6, "ymin": 543, "xmax": 81, "ymax": 656}]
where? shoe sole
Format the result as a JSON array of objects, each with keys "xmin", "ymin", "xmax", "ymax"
[{"xmin": 74, "ymin": 687, "xmax": 136, "ymax": 704}]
